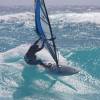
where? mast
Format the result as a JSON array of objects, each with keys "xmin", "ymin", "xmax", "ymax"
[
  {"xmin": 34, "ymin": 0, "xmax": 59, "ymax": 67},
  {"xmin": 42, "ymin": 0, "xmax": 59, "ymax": 66}
]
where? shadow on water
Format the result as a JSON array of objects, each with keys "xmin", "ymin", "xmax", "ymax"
[
  {"xmin": 13, "ymin": 59, "xmax": 77, "ymax": 100},
  {"xmin": 13, "ymin": 63, "xmax": 62, "ymax": 100}
]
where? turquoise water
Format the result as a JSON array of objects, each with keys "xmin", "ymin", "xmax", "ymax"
[{"xmin": 0, "ymin": 7, "xmax": 100, "ymax": 100}]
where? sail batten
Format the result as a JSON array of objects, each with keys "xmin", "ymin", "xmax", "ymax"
[
  {"xmin": 35, "ymin": 0, "xmax": 59, "ymax": 66},
  {"xmin": 40, "ymin": 17, "xmax": 49, "ymax": 25}
]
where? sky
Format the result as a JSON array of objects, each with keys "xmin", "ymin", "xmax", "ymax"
[{"xmin": 0, "ymin": 0, "xmax": 100, "ymax": 7}]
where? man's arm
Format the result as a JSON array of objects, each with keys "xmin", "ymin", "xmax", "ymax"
[
  {"xmin": 37, "ymin": 37, "xmax": 56, "ymax": 51},
  {"xmin": 37, "ymin": 41, "xmax": 45, "ymax": 51},
  {"xmin": 34, "ymin": 38, "xmax": 41, "ymax": 45}
]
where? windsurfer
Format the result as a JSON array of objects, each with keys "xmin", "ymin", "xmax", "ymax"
[
  {"xmin": 24, "ymin": 38, "xmax": 53, "ymax": 68},
  {"xmin": 24, "ymin": 38, "xmax": 45, "ymax": 65}
]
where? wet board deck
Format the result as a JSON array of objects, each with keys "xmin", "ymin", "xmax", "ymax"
[
  {"xmin": 36, "ymin": 48, "xmax": 79, "ymax": 76},
  {"xmin": 41, "ymin": 64, "xmax": 79, "ymax": 76}
]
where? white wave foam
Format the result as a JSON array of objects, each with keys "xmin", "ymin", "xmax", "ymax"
[
  {"xmin": 0, "ymin": 44, "xmax": 69, "ymax": 66},
  {"xmin": 1, "ymin": 12, "xmax": 100, "ymax": 27},
  {"xmin": 0, "ymin": 45, "xmax": 100, "ymax": 99},
  {"xmin": 51, "ymin": 12, "xmax": 100, "ymax": 24},
  {"xmin": 0, "ymin": 12, "xmax": 34, "ymax": 27},
  {"xmin": 0, "ymin": 12, "xmax": 33, "ymax": 21}
]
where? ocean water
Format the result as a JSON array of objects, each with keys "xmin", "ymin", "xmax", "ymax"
[{"xmin": 0, "ymin": 6, "xmax": 100, "ymax": 100}]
